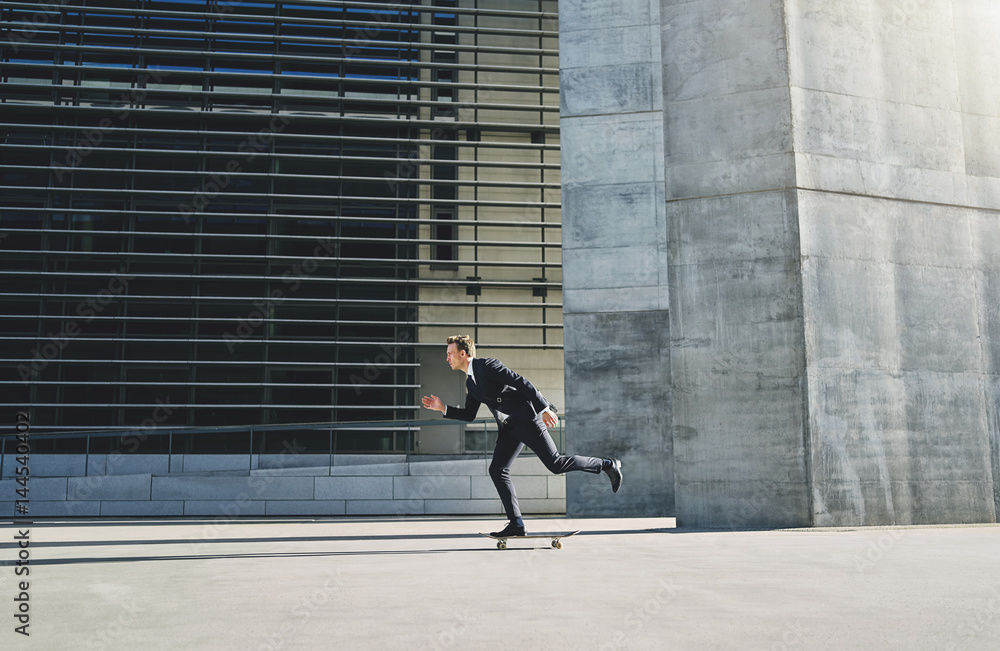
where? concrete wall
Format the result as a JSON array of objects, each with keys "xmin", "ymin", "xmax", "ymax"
[
  {"xmin": 787, "ymin": 1, "xmax": 1000, "ymax": 526},
  {"xmin": 560, "ymin": 0, "xmax": 674, "ymax": 517},
  {"xmin": 665, "ymin": 0, "xmax": 1000, "ymax": 527},
  {"xmin": 561, "ymin": 0, "xmax": 1000, "ymax": 526}
]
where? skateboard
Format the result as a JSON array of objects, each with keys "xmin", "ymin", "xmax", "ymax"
[{"xmin": 478, "ymin": 530, "xmax": 580, "ymax": 550}]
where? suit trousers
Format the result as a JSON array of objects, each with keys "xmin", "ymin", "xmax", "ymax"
[{"xmin": 489, "ymin": 415, "xmax": 603, "ymax": 523}]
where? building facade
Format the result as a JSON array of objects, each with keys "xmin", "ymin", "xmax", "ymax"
[{"xmin": 1, "ymin": 0, "xmax": 561, "ymax": 455}]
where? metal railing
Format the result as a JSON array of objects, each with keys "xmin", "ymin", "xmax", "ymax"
[{"xmin": 0, "ymin": 417, "xmax": 567, "ymax": 478}]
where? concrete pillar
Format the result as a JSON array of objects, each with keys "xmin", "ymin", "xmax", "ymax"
[
  {"xmin": 562, "ymin": 0, "xmax": 1000, "ymax": 526},
  {"xmin": 560, "ymin": 0, "xmax": 674, "ymax": 516},
  {"xmin": 786, "ymin": 0, "xmax": 1000, "ymax": 526},
  {"xmin": 662, "ymin": 0, "xmax": 809, "ymax": 528}
]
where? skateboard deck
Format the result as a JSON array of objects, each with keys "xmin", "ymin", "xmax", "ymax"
[{"xmin": 478, "ymin": 530, "xmax": 580, "ymax": 549}]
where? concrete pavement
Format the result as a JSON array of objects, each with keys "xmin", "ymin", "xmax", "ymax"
[{"xmin": 2, "ymin": 517, "xmax": 999, "ymax": 650}]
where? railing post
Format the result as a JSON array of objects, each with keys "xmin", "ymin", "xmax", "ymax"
[
  {"xmin": 249, "ymin": 426, "xmax": 254, "ymax": 472},
  {"xmin": 329, "ymin": 424, "xmax": 334, "ymax": 469}
]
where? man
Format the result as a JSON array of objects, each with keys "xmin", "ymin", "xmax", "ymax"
[{"xmin": 421, "ymin": 334, "xmax": 622, "ymax": 538}]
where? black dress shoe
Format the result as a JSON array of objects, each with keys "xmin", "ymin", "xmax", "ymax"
[
  {"xmin": 604, "ymin": 458, "xmax": 623, "ymax": 493},
  {"xmin": 490, "ymin": 522, "xmax": 526, "ymax": 538}
]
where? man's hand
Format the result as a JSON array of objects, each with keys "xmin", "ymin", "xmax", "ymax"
[
  {"xmin": 421, "ymin": 395, "xmax": 445, "ymax": 413},
  {"xmin": 542, "ymin": 410, "xmax": 558, "ymax": 429}
]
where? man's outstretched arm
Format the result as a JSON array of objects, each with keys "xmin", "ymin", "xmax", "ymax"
[{"xmin": 421, "ymin": 393, "xmax": 481, "ymax": 422}]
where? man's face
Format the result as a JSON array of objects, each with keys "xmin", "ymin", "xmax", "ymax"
[{"xmin": 446, "ymin": 343, "xmax": 468, "ymax": 370}]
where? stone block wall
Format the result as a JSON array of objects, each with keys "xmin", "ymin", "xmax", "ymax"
[
  {"xmin": 559, "ymin": 0, "xmax": 674, "ymax": 517},
  {"xmin": 0, "ymin": 455, "xmax": 565, "ymax": 518}
]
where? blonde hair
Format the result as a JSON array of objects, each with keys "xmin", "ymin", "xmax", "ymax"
[{"xmin": 447, "ymin": 334, "xmax": 476, "ymax": 358}]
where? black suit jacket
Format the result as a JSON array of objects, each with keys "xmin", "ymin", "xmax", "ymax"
[{"xmin": 444, "ymin": 357, "xmax": 555, "ymax": 427}]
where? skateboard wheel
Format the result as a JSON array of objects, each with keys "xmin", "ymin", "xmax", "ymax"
[
  {"xmin": 497, "ymin": 541, "xmax": 506, "ymax": 550},
  {"xmin": 552, "ymin": 540, "xmax": 562, "ymax": 549}
]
